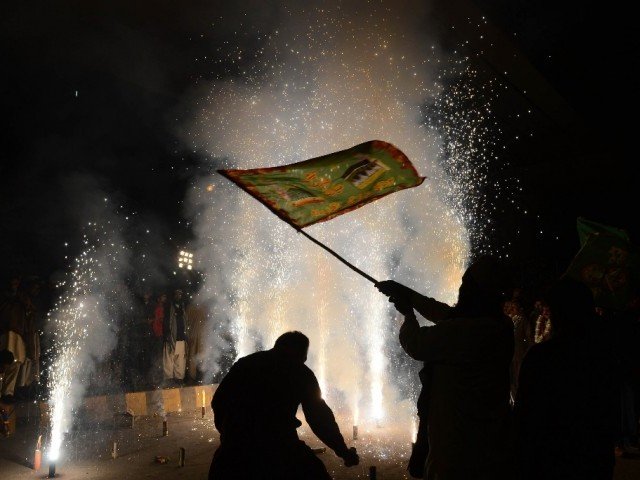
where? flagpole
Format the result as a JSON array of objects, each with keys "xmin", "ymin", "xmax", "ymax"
[{"xmin": 294, "ymin": 227, "xmax": 379, "ymax": 284}]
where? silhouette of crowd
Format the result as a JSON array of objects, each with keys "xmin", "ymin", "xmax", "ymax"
[
  {"xmin": 0, "ymin": 274, "xmax": 212, "ymax": 403},
  {"xmin": 376, "ymin": 256, "xmax": 640, "ymax": 480},
  {"xmin": 0, "ymin": 275, "xmax": 47, "ymax": 403},
  {"xmin": 207, "ymin": 254, "xmax": 639, "ymax": 480},
  {"xmin": 2, "ymin": 250, "xmax": 639, "ymax": 479}
]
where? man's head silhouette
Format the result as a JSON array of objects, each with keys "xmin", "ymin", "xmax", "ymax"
[
  {"xmin": 273, "ymin": 331, "xmax": 309, "ymax": 364},
  {"xmin": 456, "ymin": 255, "xmax": 513, "ymax": 316}
]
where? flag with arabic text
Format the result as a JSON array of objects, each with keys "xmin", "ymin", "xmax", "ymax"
[{"xmin": 218, "ymin": 140, "xmax": 425, "ymax": 228}]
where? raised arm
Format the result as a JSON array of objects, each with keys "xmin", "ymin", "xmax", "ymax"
[{"xmin": 376, "ymin": 280, "xmax": 451, "ymax": 322}]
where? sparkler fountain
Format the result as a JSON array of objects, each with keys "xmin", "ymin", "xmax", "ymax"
[
  {"xmin": 45, "ymin": 219, "xmax": 132, "ymax": 471},
  {"xmin": 182, "ymin": 0, "xmax": 507, "ymax": 461},
  {"xmin": 32, "ymin": 3, "xmax": 514, "ymax": 476},
  {"xmin": 47, "ymin": 247, "xmax": 99, "ymax": 466}
]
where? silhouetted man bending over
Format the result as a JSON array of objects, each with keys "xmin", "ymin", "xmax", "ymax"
[{"xmin": 209, "ymin": 331, "xmax": 359, "ymax": 480}]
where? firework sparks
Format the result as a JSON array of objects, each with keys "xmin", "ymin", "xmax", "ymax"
[
  {"xmin": 46, "ymin": 220, "xmax": 131, "ymax": 462},
  {"xmin": 183, "ymin": 1, "xmax": 509, "ymax": 445}
]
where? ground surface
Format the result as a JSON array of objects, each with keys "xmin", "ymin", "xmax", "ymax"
[
  {"xmin": 1, "ymin": 406, "xmax": 639, "ymax": 479},
  {"xmin": 1, "ymin": 407, "xmax": 413, "ymax": 480}
]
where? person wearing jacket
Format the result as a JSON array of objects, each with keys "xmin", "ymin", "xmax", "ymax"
[
  {"xmin": 377, "ymin": 256, "xmax": 515, "ymax": 480},
  {"xmin": 515, "ymin": 278, "xmax": 618, "ymax": 480}
]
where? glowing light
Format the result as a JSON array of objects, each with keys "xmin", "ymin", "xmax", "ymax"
[
  {"xmin": 411, "ymin": 418, "xmax": 418, "ymax": 443},
  {"xmin": 178, "ymin": 250, "xmax": 195, "ymax": 269},
  {"xmin": 183, "ymin": 1, "xmax": 509, "ymax": 441},
  {"xmin": 46, "ymin": 221, "xmax": 130, "ymax": 463}
]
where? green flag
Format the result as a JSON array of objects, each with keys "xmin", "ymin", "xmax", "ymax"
[
  {"xmin": 566, "ymin": 218, "xmax": 639, "ymax": 311},
  {"xmin": 218, "ymin": 140, "xmax": 425, "ymax": 228},
  {"xmin": 576, "ymin": 216, "xmax": 630, "ymax": 247}
]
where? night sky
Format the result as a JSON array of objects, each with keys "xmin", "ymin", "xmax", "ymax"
[{"xmin": 1, "ymin": 0, "xmax": 637, "ymax": 289}]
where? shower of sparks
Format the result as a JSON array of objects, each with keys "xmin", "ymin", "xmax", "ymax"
[
  {"xmin": 183, "ymin": 2, "xmax": 511, "ymax": 440},
  {"xmin": 46, "ymin": 220, "xmax": 131, "ymax": 461},
  {"xmin": 423, "ymin": 63, "xmax": 506, "ymax": 253},
  {"xmin": 411, "ymin": 417, "xmax": 419, "ymax": 443},
  {"xmin": 314, "ymin": 253, "xmax": 330, "ymax": 397}
]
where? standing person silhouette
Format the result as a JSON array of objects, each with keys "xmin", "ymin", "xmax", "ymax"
[
  {"xmin": 377, "ymin": 256, "xmax": 515, "ymax": 480},
  {"xmin": 209, "ymin": 331, "xmax": 359, "ymax": 480},
  {"xmin": 515, "ymin": 277, "xmax": 618, "ymax": 480},
  {"xmin": 162, "ymin": 289, "xmax": 187, "ymax": 386}
]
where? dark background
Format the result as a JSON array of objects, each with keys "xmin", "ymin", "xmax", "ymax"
[
  {"xmin": 1, "ymin": 0, "xmax": 637, "ymax": 291},
  {"xmin": 473, "ymin": 0, "xmax": 638, "ymax": 286}
]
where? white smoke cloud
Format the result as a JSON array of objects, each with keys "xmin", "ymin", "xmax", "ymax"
[
  {"xmin": 180, "ymin": 0, "xmax": 479, "ymax": 431},
  {"xmin": 46, "ymin": 200, "xmax": 134, "ymax": 461}
]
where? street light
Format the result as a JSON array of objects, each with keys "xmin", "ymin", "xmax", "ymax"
[{"xmin": 178, "ymin": 250, "xmax": 194, "ymax": 270}]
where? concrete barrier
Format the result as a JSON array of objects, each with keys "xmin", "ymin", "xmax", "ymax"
[{"xmin": 22, "ymin": 384, "xmax": 219, "ymax": 428}]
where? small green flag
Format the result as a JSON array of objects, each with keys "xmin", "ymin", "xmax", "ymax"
[
  {"xmin": 576, "ymin": 216, "xmax": 630, "ymax": 247},
  {"xmin": 566, "ymin": 218, "xmax": 639, "ymax": 311},
  {"xmin": 218, "ymin": 140, "xmax": 425, "ymax": 228}
]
